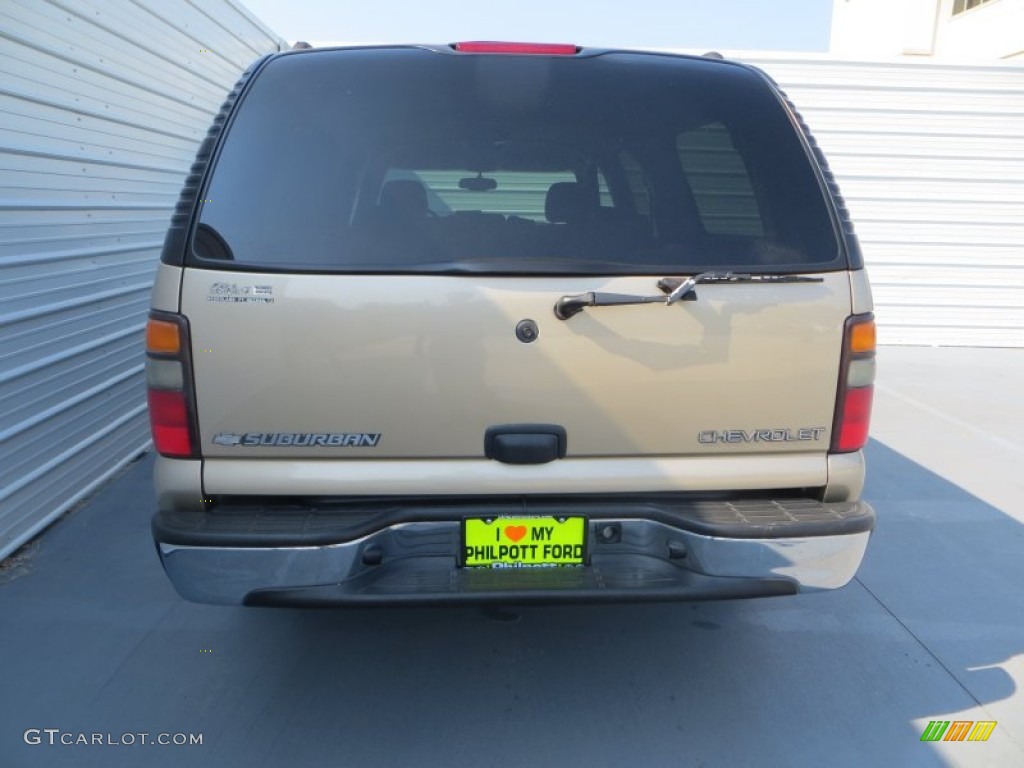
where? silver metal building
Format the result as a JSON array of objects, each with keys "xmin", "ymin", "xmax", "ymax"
[
  {"xmin": 748, "ymin": 54, "xmax": 1024, "ymax": 348},
  {"xmin": 0, "ymin": 0, "xmax": 285, "ymax": 559}
]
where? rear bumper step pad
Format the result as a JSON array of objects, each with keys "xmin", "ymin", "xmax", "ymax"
[{"xmin": 154, "ymin": 495, "xmax": 874, "ymax": 547}]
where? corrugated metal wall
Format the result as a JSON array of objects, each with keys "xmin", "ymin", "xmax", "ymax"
[
  {"xmin": 744, "ymin": 55, "xmax": 1024, "ymax": 347},
  {"xmin": 0, "ymin": 0, "xmax": 285, "ymax": 559}
]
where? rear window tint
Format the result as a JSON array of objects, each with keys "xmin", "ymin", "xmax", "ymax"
[
  {"xmin": 193, "ymin": 49, "xmax": 840, "ymax": 274},
  {"xmin": 620, "ymin": 151, "xmax": 652, "ymax": 219},
  {"xmin": 385, "ymin": 168, "xmax": 577, "ymax": 221},
  {"xmin": 677, "ymin": 123, "xmax": 764, "ymax": 237}
]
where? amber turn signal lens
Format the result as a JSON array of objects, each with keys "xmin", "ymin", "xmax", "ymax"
[
  {"xmin": 146, "ymin": 318, "xmax": 181, "ymax": 354},
  {"xmin": 849, "ymin": 318, "xmax": 876, "ymax": 354}
]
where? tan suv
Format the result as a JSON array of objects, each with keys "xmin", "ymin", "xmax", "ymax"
[{"xmin": 146, "ymin": 42, "xmax": 876, "ymax": 606}]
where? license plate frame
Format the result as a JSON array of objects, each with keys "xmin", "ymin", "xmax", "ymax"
[{"xmin": 461, "ymin": 516, "xmax": 588, "ymax": 568}]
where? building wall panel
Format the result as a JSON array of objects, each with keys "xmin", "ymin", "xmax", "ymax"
[
  {"xmin": 745, "ymin": 55, "xmax": 1024, "ymax": 347},
  {"xmin": 0, "ymin": 0, "xmax": 285, "ymax": 559}
]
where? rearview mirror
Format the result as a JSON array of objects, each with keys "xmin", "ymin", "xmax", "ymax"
[{"xmin": 458, "ymin": 174, "xmax": 498, "ymax": 191}]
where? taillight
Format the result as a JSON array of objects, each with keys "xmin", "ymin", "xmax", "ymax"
[
  {"xmin": 831, "ymin": 313, "xmax": 876, "ymax": 453},
  {"xmin": 146, "ymin": 312, "xmax": 198, "ymax": 458},
  {"xmin": 453, "ymin": 41, "xmax": 578, "ymax": 55}
]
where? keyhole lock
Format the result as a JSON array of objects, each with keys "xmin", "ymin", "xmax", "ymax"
[{"xmin": 515, "ymin": 319, "xmax": 539, "ymax": 343}]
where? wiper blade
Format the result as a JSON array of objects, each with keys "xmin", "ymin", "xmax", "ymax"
[
  {"xmin": 658, "ymin": 272, "xmax": 825, "ymax": 301},
  {"xmin": 554, "ymin": 272, "xmax": 825, "ymax": 320}
]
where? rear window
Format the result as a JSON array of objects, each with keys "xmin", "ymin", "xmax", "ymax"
[
  {"xmin": 677, "ymin": 123, "xmax": 764, "ymax": 237},
  {"xmin": 192, "ymin": 48, "xmax": 841, "ymax": 274}
]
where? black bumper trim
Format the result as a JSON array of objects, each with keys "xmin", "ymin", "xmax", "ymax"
[
  {"xmin": 154, "ymin": 494, "xmax": 875, "ymax": 548},
  {"xmin": 242, "ymin": 554, "xmax": 798, "ymax": 607}
]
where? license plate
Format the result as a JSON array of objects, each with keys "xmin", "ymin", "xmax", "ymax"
[{"xmin": 462, "ymin": 516, "xmax": 587, "ymax": 568}]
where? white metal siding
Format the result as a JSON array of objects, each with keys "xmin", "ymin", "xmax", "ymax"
[
  {"xmin": 0, "ymin": 0, "xmax": 285, "ymax": 559},
  {"xmin": 743, "ymin": 55, "xmax": 1024, "ymax": 347}
]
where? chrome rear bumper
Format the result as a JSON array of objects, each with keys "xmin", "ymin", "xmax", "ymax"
[{"xmin": 155, "ymin": 511, "xmax": 872, "ymax": 606}]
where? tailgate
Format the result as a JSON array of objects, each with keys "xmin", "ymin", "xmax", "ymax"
[{"xmin": 183, "ymin": 270, "xmax": 849, "ymax": 460}]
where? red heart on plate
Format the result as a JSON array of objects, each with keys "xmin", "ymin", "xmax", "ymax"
[{"xmin": 504, "ymin": 525, "xmax": 527, "ymax": 543}]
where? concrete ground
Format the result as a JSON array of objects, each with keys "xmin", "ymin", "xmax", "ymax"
[{"xmin": 1, "ymin": 346, "xmax": 1022, "ymax": 767}]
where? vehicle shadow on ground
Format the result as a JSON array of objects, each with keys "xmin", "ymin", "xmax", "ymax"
[
  {"xmin": 2, "ymin": 442, "xmax": 1022, "ymax": 768},
  {"xmin": 192, "ymin": 439, "xmax": 1022, "ymax": 767}
]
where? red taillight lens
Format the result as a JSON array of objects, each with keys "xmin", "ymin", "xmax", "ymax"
[
  {"xmin": 145, "ymin": 312, "xmax": 197, "ymax": 458},
  {"xmin": 835, "ymin": 386, "xmax": 873, "ymax": 453},
  {"xmin": 831, "ymin": 313, "xmax": 876, "ymax": 453},
  {"xmin": 454, "ymin": 41, "xmax": 578, "ymax": 55},
  {"xmin": 147, "ymin": 389, "xmax": 193, "ymax": 457}
]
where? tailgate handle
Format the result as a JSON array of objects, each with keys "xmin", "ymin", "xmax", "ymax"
[{"xmin": 485, "ymin": 425, "xmax": 567, "ymax": 465}]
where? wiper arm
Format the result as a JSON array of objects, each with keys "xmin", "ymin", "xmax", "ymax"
[
  {"xmin": 554, "ymin": 291, "xmax": 671, "ymax": 320},
  {"xmin": 663, "ymin": 271, "xmax": 721, "ymax": 305},
  {"xmin": 554, "ymin": 272, "xmax": 825, "ymax": 320}
]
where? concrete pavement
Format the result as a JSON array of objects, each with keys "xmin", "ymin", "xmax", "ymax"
[{"xmin": 1, "ymin": 345, "xmax": 1022, "ymax": 767}]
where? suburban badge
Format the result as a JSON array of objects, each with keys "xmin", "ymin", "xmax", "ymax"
[{"xmin": 212, "ymin": 432, "xmax": 381, "ymax": 447}]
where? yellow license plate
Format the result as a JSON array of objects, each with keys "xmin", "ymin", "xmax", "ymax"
[{"xmin": 463, "ymin": 516, "xmax": 587, "ymax": 567}]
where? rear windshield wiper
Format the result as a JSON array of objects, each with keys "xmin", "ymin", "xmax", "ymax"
[{"xmin": 554, "ymin": 272, "xmax": 825, "ymax": 320}]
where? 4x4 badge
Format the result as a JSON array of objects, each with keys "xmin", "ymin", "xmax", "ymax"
[{"xmin": 206, "ymin": 282, "xmax": 274, "ymax": 304}]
